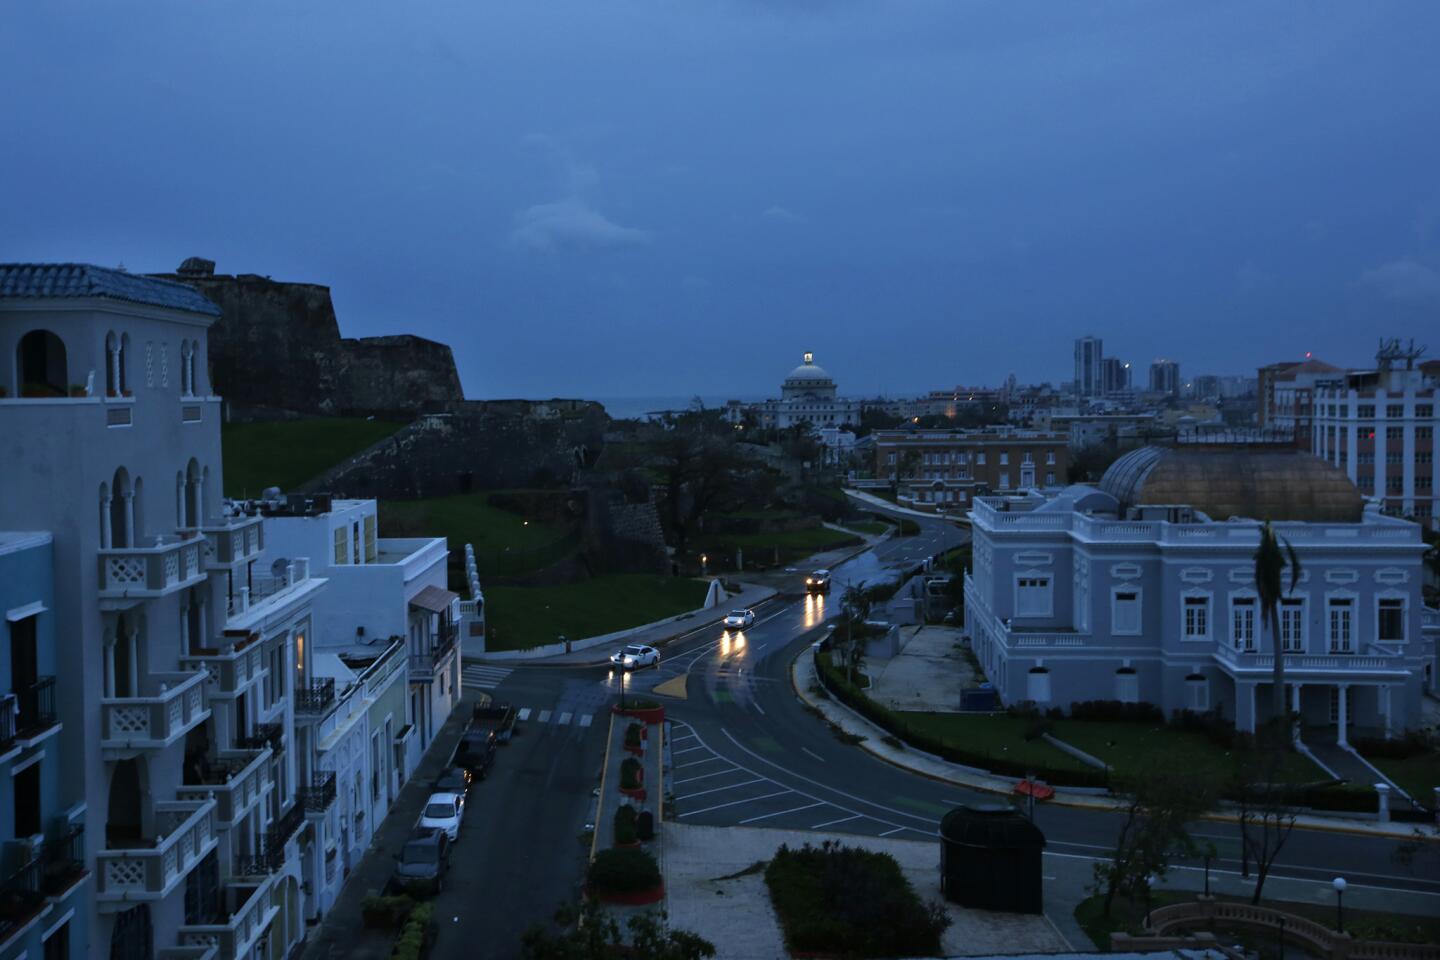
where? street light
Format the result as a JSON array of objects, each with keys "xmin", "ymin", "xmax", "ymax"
[
  {"xmin": 1332, "ymin": 877, "xmax": 1347, "ymax": 933},
  {"xmin": 700, "ymin": 554, "xmax": 708, "ymax": 575}
]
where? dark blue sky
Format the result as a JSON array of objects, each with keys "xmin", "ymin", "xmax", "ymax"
[{"xmin": 4, "ymin": 2, "xmax": 1438, "ymax": 398}]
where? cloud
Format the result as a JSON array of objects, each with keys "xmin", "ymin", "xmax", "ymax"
[
  {"xmin": 762, "ymin": 205, "xmax": 803, "ymax": 223},
  {"xmin": 510, "ymin": 199, "xmax": 649, "ymax": 252},
  {"xmin": 1361, "ymin": 257, "xmax": 1440, "ymax": 307}
]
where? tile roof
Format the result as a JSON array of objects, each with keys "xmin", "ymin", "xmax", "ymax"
[{"xmin": 0, "ymin": 263, "xmax": 222, "ymax": 317}]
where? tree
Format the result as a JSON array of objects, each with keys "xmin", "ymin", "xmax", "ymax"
[
  {"xmin": 521, "ymin": 900, "xmax": 715, "ymax": 960},
  {"xmin": 1254, "ymin": 521, "xmax": 1302, "ymax": 724},
  {"xmin": 1093, "ymin": 760, "xmax": 1216, "ymax": 920},
  {"xmin": 650, "ymin": 421, "xmax": 744, "ymax": 556},
  {"xmin": 839, "ymin": 583, "xmax": 872, "ymax": 685},
  {"xmin": 1231, "ymin": 735, "xmax": 1299, "ymax": 905}
]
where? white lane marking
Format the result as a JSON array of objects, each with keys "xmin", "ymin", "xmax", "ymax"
[
  {"xmin": 675, "ymin": 778, "xmax": 766, "ymax": 801},
  {"xmin": 679, "ymin": 789, "xmax": 792, "ymax": 818},
  {"xmin": 674, "ymin": 755, "xmax": 728, "ymax": 769},
  {"xmin": 673, "ymin": 767, "xmax": 741, "ymax": 786},
  {"xmin": 801, "ymin": 747, "xmax": 826, "ymax": 763},
  {"xmin": 558, "ymin": 712, "xmax": 572, "ymax": 725},
  {"xmin": 878, "ymin": 826, "xmax": 908, "ymax": 837},
  {"xmin": 517, "ymin": 708, "xmax": 531, "ymax": 721},
  {"xmin": 810, "ymin": 814, "xmax": 860, "ymax": 829},
  {"xmin": 669, "ymin": 733, "xmax": 696, "ymax": 743},
  {"xmin": 538, "ymin": 710, "xmax": 552, "ymax": 723},
  {"xmin": 738, "ymin": 802, "xmax": 826, "ymax": 825},
  {"xmin": 673, "ymin": 745, "xmax": 706, "ymax": 756},
  {"xmin": 752, "ymin": 699, "xmax": 767, "ymax": 716},
  {"xmin": 579, "ymin": 714, "xmax": 593, "ymax": 727}
]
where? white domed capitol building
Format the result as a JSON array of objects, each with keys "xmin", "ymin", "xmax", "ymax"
[{"xmin": 724, "ymin": 351, "xmax": 862, "ymax": 429}]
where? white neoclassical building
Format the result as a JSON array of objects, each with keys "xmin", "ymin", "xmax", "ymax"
[{"xmin": 724, "ymin": 352, "xmax": 862, "ymax": 430}]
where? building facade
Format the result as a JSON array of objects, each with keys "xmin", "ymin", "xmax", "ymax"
[
  {"xmin": 1257, "ymin": 355, "xmax": 1343, "ymax": 447},
  {"xmin": 0, "ymin": 265, "xmax": 325, "ymax": 960},
  {"xmin": 1100, "ymin": 357, "xmax": 1130, "ymax": 397},
  {"xmin": 723, "ymin": 352, "xmax": 861, "ymax": 430},
  {"xmin": 0, "ymin": 533, "xmax": 90, "ymax": 960},
  {"xmin": 1148, "ymin": 359, "xmax": 1180, "ymax": 397},
  {"xmin": 964, "ymin": 445, "xmax": 1437, "ymax": 742},
  {"xmin": 873, "ymin": 428, "xmax": 1068, "ymax": 511},
  {"xmin": 1074, "ymin": 337, "xmax": 1104, "ymax": 398},
  {"xmin": 1310, "ymin": 342, "xmax": 1438, "ymax": 526}
]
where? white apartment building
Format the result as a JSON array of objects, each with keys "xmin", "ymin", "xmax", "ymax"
[
  {"xmin": 1310, "ymin": 342, "xmax": 1438, "ymax": 527},
  {"xmin": 259, "ymin": 497, "xmax": 459, "ymax": 779},
  {"xmin": 0, "ymin": 264, "xmax": 321, "ymax": 959}
]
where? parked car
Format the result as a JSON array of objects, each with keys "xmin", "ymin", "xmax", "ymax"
[
  {"xmin": 806, "ymin": 569, "xmax": 831, "ymax": 593},
  {"xmin": 472, "ymin": 702, "xmax": 516, "ymax": 744},
  {"xmin": 434, "ymin": 766, "xmax": 473, "ymax": 796},
  {"xmin": 419, "ymin": 792, "xmax": 464, "ymax": 842},
  {"xmin": 610, "ymin": 643, "xmax": 660, "ymax": 670},
  {"xmin": 722, "ymin": 609, "xmax": 755, "ymax": 629},
  {"xmin": 453, "ymin": 731, "xmax": 497, "ymax": 778},
  {"xmin": 388, "ymin": 828, "xmax": 449, "ymax": 896}
]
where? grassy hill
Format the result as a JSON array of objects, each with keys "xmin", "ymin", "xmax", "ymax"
[{"xmin": 221, "ymin": 417, "xmax": 404, "ymax": 497}]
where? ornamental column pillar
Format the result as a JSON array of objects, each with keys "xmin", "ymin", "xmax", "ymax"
[{"xmin": 1337, "ymin": 683, "xmax": 1350, "ymax": 747}]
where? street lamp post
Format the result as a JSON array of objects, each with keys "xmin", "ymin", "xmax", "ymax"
[
  {"xmin": 700, "ymin": 554, "xmax": 708, "ymax": 575},
  {"xmin": 1332, "ymin": 877, "xmax": 1347, "ymax": 934}
]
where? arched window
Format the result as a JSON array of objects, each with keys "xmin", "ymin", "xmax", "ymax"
[
  {"xmin": 99, "ymin": 482, "xmax": 111, "ymax": 547},
  {"xmin": 188, "ymin": 339, "xmax": 200, "ymax": 395},
  {"xmin": 106, "ymin": 331, "xmax": 120, "ymax": 395},
  {"xmin": 180, "ymin": 341, "xmax": 192, "ymax": 396},
  {"xmin": 17, "ymin": 329, "xmax": 68, "ymax": 397},
  {"xmin": 119, "ymin": 333, "xmax": 130, "ymax": 394},
  {"xmin": 110, "ymin": 468, "xmax": 133, "ymax": 548},
  {"xmin": 184, "ymin": 459, "xmax": 202, "ymax": 528}
]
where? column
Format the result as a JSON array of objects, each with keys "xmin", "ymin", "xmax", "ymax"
[
  {"xmin": 126, "ymin": 629, "xmax": 139, "ymax": 698},
  {"xmin": 1291, "ymin": 683, "xmax": 1303, "ymax": 744},
  {"xmin": 179, "ymin": 601, "xmax": 190, "ymax": 654},
  {"xmin": 1243, "ymin": 682, "xmax": 1257, "ymax": 734},
  {"xmin": 122, "ymin": 493, "xmax": 135, "ymax": 548},
  {"xmin": 1381, "ymin": 685, "xmax": 1393, "ymax": 740},
  {"xmin": 1337, "ymin": 683, "xmax": 1349, "ymax": 746},
  {"xmin": 193, "ymin": 479, "xmax": 203, "ymax": 528},
  {"xmin": 100, "ymin": 497, "xmax": 112, "ymax": 549},
  {"xmin": 103, "ymin": 635, "xmax": 116, "ymax": 699},
  {"xmin": 176, "ymin": 475, "xmax": 186, "ymax": 527}
]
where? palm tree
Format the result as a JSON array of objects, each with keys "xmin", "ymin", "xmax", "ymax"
[{"xmin": 1254, "ymin": 521, "xmax": 1302, "ymax": 728}]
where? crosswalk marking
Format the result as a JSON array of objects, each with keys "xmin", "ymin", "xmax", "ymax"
[
  {"xmin": 579, "ymin": 714, "xmax": 593, "ymax": 727},
  {"xmin": 558, "ymin": 712, "xmax": 572, "ymax": 725},
  {"xmin": 462, "ymin": 664, "xmax": 513, "ymax": 690},
  {"xmin": 517, "ymin": 708, "xmax": 531, "ymax": 721},
  {"xmin": 538, "ymin": 710, "xmax": 552, "ymax": 723}
]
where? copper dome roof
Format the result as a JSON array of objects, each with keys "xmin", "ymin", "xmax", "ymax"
[{"xmin": 1100, "ymin": 444, "xmax": 1364, "ymax": 523}]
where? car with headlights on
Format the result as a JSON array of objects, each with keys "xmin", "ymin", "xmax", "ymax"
[
  {"xmin": 722, "ymin": 609, "xmax": 755, "ymax": 629},
  {"xmin": 610, "ymin": 643, "xmax": 660, "ymax": 669},
  {"xmin": 806, "ymin": 569, "xmax": 831, "ymax": 593}
]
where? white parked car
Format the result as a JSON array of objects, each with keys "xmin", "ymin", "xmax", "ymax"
[
  {"xmin": 419, "ymin": 792, "xmax": 464, "ymax": 842},
  {"xmin": 610, "ymin": 643, "xmax": 660, "ymax": 669},
  {"xmin": 723, "ymin": 609, "xmax": 756, "ymax": 629}
]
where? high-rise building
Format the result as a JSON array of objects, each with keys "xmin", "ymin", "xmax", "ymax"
[
  {"xmin": 1073, "ymin": 336, "xmax": 1104, "ymax": 398},
  {"xmin": 1311, "ymin": 338, "xmax": 1438, "ymax": 526},
  {"xmin": 1101, "ymin": 357, "xmax": 1131, "ymax": 395},
  {"xmin": 1149, "ymin": 359, "xmax": 1180, "ymax": 397}
]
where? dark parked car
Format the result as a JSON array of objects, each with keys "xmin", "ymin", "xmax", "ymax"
[
  {"xmin": 388, "ymin": 828, "xmax": 449, "ymax": 896},
  {"xmin": 453, "ymin": 731, "xmax": 496, "ymax": 778},
  {"xmin": 434, "ymin": 766, "xmax": 473, "ymax": 795},
  {"xmin": 472, "ymin": 702, "xmax": 517, "ymax": 743}
]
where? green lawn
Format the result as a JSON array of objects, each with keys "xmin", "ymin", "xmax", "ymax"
[
  {"xmin": 483, "ymin": 575, "xmax": 710, "ymax": 651},
  {"xmin": 1365, "ymin": 754, "xmax": 1440, "ymax": 806},
  {"xmin": 379, "ymin": 492, "xmax": 572, "ymax": 569},
  {"xmin": 892, "ymin": 712, "xmax": 1094, "ymax": 776},
  {"xmin": 697, "ymin": 526, "xmax": 861, "ymax": 568},
  {"xmin": 1053, "ymin": 720, "xmax": 1325, "ymax": 786},
  {"xmin": 221, "ymin": 417, "xmax": 403, "ymax": 497},
  {"xmin": 844, "ymin": 520, "xmax": 891, "ymax": 536}
]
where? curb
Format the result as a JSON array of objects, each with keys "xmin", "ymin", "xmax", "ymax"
[{"xmin": 788, "ymin": 644, "xmax": 1438, "ymax": 841}]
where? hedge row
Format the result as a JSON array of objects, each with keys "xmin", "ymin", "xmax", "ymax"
[
  {"xmin": 812, "ymin": 645, "xmax": 1109, "ymax": 788},
  {"xmin": 391, "ymin": 903, "xmax": 434, "ymax": 960},
  {"xmin": 588, "ymin": 847, "xmax": 661, "ymax": 895}
]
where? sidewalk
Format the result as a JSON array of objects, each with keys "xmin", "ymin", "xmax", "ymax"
[
  {"xmin": 300, "ymin": 696, "xmax": 478, "ymax": 960},
  {"xmin": 790, "ymin": 642, "xmax": 1436, "ymax": 840},
  {"xmin": 475, "ymin": 582, "xmax": 778, "ymax": 667}
]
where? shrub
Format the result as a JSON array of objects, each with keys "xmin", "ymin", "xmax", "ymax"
[
  {"xmin": 636, "ymin": 809, "xmax": 655, "ymax": 841},
  {"xmin": 623, "ymin": 722, "xmax": 643, "ymax": 748},
  {"xmin": 765, "ymin": 841, "xmax": 949, "ymax": 956},
  {"xmin": 1353, "ymin": 730, "xmax": 1435, "ymax": 760},
  {"xmin": 588, "ymin": 847, "xmax": 662, "ymax": 895},
  {"xmin": 391, "ymin": 902, "xmax": 434, "ymax": 960},
  {"xmin": 1069, "ymin": 700, "xmax": 1164, "ymax": 724},
  {"xmin": 620, "ymin": 757, "xmax": 643, "ymax": 790},
  {"xmin": 613, "ymin": 804, "xmax": 638, "ymax": 845},
  {"xmin": 897, "ymin": 518, "xmax": 921, "ymax": 536}
]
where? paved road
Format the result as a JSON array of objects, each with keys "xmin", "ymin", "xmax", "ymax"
[{"xmin": 455, "ymin": 511, "xmax": 1439, "ymax": 946}]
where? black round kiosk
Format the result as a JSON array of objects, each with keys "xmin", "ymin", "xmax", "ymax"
[{"xmin": 940, "ymin": 804, "xmax": 1046, "ymax": 914}]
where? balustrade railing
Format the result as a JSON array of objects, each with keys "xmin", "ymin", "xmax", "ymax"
[
  {"xmin": 299, "ymin": 772, "xmax": 337, "ymax": 814},
  {"xmin": 294, "ymin": 678, "xmax": 336, "ymax": 715},
  {"xmin": 15, "ymin": 676, "xmax": 57, "ymax": 737}
]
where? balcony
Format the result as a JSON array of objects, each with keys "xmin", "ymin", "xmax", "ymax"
[
  {"xmin": 294, "ymin": 677, "xmax": 336, "ymax": 718},
  {"xmin": 234, "ymin": 722, "xmax": 283, "ymax": 755},
  {"xmin": 226, "ymin": 559, "xmax": 313, "ymax": 621},
  {"xmin": 177, "ymin": 873, "xmax": 278, "ymax": 960},
  {"xmin": 0, "ymin": 697, "xmax": 15, "ymax": 762},
  {"xmin": 1213, "ymin": 644, "xmax": 1411, "ymax": 677},
  {"xmin": 176, "ymin": 748, "xmax": 273, "ymax": 829},
  {"xmin": 98, "ymin": 536, "xmax": 206, "ymax": 602},
  {"xmin": 0, "ymin": 849, "xmax": 45, "ymax": 949},
  {"xmin": 101, "ymin": 671, "xmax": 209, "ymax": 759},
  {"xmin": 298, "ymin": 772, "xmax": 337, "ymax": 817},
  {"xmin": 195, "ymin": 515, "xmax": 264, "ymax": 571},
  {"xmin": 14, "ymin": 676, "xmax": 60, "ymax": 746},
  {"xmin": 39, "ymin": 824, "xmax": 87, "ymax": 901},
  {"xmin": 96, "ymin": 798, "xmax": 218, "ymax": 908},
  {"xmin": 181, "ymin": 633, "xmax": 265, "ymax": 699},
  {"xmin": 234, "ymin": 802, "xmax": 305, "ymax": 876},
  {"xmin": 408, "ymin": 623, "xmax": 458, "ymax": 681}
]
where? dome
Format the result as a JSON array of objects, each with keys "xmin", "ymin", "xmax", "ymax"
[
  {"xmin": 1100, "ymin": 444, "xmax": 1364, "ymax": 523},
  {"xmin": 785, "ymin": 359, "xmax": 833, "ymax": 384}
]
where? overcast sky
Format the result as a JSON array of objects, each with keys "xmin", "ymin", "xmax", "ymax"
[{"xmin": 3, "ymin": 2, "xmax": 1439, "ymax": 399}]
